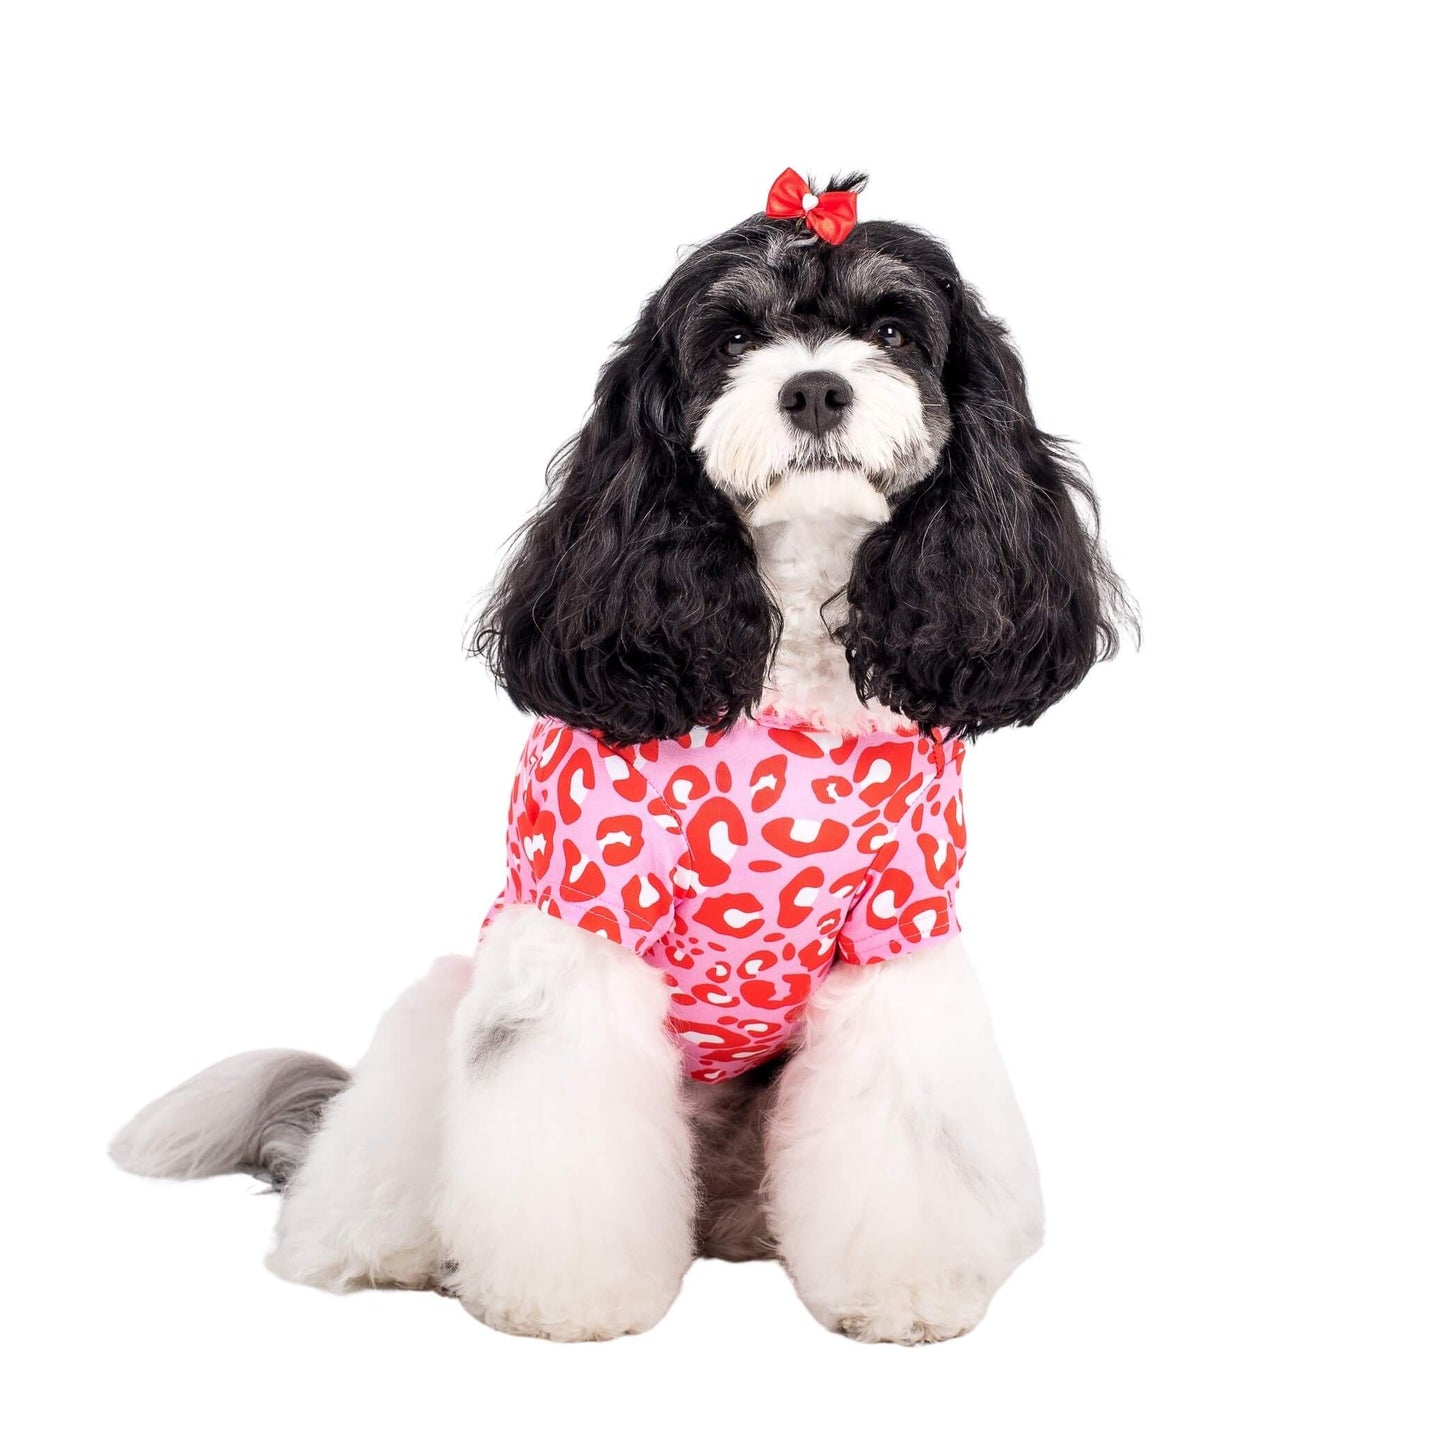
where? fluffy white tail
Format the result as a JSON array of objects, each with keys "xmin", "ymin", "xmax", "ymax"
[{"xmin": 110, "ymin": 1049, "xmax": 350, "ymax": 1187}]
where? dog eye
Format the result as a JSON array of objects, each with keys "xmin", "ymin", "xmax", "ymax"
[
  {"xmin": 874, "ymin": 322, "xmax": 908, "ymax": 349},
  {"xmin": 722, "ymin": 330, "xmax": 753, "ymax": 358}
]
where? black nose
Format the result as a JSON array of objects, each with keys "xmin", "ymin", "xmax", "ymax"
[{"xmin": 778, "ymin": 370, "xmax": 854, "ymax": 437}]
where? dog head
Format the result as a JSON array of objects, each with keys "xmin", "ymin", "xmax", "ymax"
[{"xmin": 475, "ymin": 175, "xmax": 1130, "ymax": 744}]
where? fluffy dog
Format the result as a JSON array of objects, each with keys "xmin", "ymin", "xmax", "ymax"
[{"xmin": 113, "ymin": 172, "xmax": 1130, "ymax": 1344}]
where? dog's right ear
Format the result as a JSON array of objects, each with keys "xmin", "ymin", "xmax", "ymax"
[{"xmin": 472, "ymin": 294, "xmax": 779, "ymax": 746}]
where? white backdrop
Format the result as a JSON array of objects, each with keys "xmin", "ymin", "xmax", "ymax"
[{"xmin": 3, "ymin": 3, "xmax": 1440, "ymax": 1441}]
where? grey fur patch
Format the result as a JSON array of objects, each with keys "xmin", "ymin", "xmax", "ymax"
[
  {"xmin": 248, "ymin": 1054, "xmax": 352, "ymax": 1188},
  {"xmin": 691, "ymin": 1056, "xmax": 784, "ymax": 1261},
  {"xmin": 468, "ymin": 1017, "xmax": 530, "ymax": 1078},
  {"xmin": 933, "ymin": 1121, "xmax": 990, "ymax": 1195},
  {"xmin": 110, "ymin": 1049, "xmax": 351, "ymax": 1189}
]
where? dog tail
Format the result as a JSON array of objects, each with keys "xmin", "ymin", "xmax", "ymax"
[{"xmin": 110, "ymin": 1049, "xmax": 351, "ymax": 1189}]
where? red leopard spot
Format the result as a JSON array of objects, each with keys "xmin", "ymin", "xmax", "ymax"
[
  {"xmin": 595, "ymin": 814, "xmax": 643, "ymax": 866},
  {"xmin": 799, "ymin": 936, "xmax": 835, "ymax": 971},
  {"xmin": 685, "ymin": 797, "xmax": 749, "ymax": 888},
  {"xmin": 737, "ymin": 949, "xmax": 777, "ymax": 979},
  {"xmin": 829, "ymin": 737, "xmax": 859, "ymax": 765},
  {"xmin": 778, "ymin": 866, "xmax": 824, "ymax": 927},
  {"xmin": 690, "ymin": 981, "xmax": 738, "ymax": 1008},
  {"xmin": 749, "ymin": 754, "xmax": 788, "ymax": 812},
  {"xmin": 830, "ymin": 865, "xmax": 870, "ymax": 898},
  {"xmin": 668, "ymin": 1016, "xmax": 755, "ymax": 1051},
  {"xmin": 621, "ymin": 872, "xmax": 671, "ymax": 931},
  {"xmin": 557, "ymin": 746, "xmax": 595, "ymax": 825},
  {"xmin": 739, "ymin": 973, "xmax": 813, "ymax": 1009},
  {"xmin": 604, "ymin": 753, "xmax": 649, "ymax": 804},
  {"xmin": 761, "ymin": 816, "xmax": 850, "ymax": 856},
  {"xmin": 900, "ymin": 896, "xmax": 950, "ymax": 943},
  {"xmin": 945, "ymin": 793, "xmax": 967, "ymax": 848},
  {"xmin": 693, "ymin": 892, "xmax": 766, "ymax": 938},
  {"xmin": 919, "ymin": 832, "xmax": 958, "ymax": 888},
  {"xmin": 533, "ymin": 725, "xmax": 571, "ymax": 781},
  {"xmin": 559, "ymin": 839, "xmax": 606, "ymax": 900},
  {"xmin": 853, "ymin": 739, "xmax": 917, "ymax": 805},
  {"xmin": 883, "ymin": 772, "xmax": 925, "ymax": 824},
  {"xmin": 768, "ymin": 729, "xmax": 824, "ymax": 758},
  {"xmin": 856, "ymin": 820, "xmax": 893, "ymax": 856},
  {"xmin": 577, "ymin": 904, "xmax": 621, "ymax": 944},
  {"xmin": 521, "ymin": 806, "xmax": 556, "ymax": 880},
  {"xmin": 665, "ymin": 764, "xmax": 710, "ymax": 809},
  {"xmin": 715, "ymin": 761, "xmax": 732, "ymax": 791},
  {"xmin": 748, "ymin": 858, "xmax": 782, "ymax": 872},
  {"xmin": 812, "ymin": 774, "xmax": 853, "ymax": 804},
  {"xmin": 646, "ymin": 794, "xmax": 681, "ymax": 833},
  {"xmin": 864, "ymin": 868, "xmax": 915, "ymax": 931},
  {"xmin": 733, "ymin": 1017, "xmax": 783, "ymax": 1040}
]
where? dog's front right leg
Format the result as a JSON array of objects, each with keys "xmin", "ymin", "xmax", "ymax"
[{"xmin": 436, "ymin": 905, "xmax": 694, "ymax": 1340}]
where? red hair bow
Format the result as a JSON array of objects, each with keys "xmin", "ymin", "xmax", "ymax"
[{"xmin": 765, "ymin": 168, "xmax": 858, "ymax": 246}]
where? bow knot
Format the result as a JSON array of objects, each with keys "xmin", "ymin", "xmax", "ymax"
[{"xmin": 765, "ymin": 168, "xmax": 857, "ymax": 246}]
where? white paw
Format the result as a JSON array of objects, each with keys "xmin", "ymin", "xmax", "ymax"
[
  {"xmin": 267, "ymin": 1235, "xmax": 441, "ymax": 1293},
  {"xmin": 450, "ymin": 1273, "xmax": 678, "ymax": 1341},
  {"xmin": 807, "ymin": 1267, "xmax": 996, "ymax": 1345}
]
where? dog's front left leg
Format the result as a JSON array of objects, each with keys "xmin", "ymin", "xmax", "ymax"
[
  {"xmin": 436, "ymin": 905, "xmax": 694, "ymax": 1341},
  {"xmin": 768, "ymin": 938, "xmax": 1044, "ymax": 1343}
]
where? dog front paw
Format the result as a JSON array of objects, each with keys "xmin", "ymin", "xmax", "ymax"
[
  {"xmin": 806, "ymin": 1267, "xmax": 996, "ymax": 1345},
  {"xmin": 267, "ymin": 1228, "xmax": 441, "ymax": 1293},
  {"xmin": 448, "ymin": 1271, "xmax": 678, "ymax": 1341}
]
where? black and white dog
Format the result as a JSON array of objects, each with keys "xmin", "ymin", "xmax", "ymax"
[{"xmin": 113, "ymin": 174, "xmax": 1129, "ymax": 1344}]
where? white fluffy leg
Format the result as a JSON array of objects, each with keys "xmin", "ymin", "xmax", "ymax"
[
  {"xmin": 436, "ymin": 906, "xmax": 694, "ymax": 1341},
  {"xmin": 768, "ymin": 939, "xmax": 1043, "ymax": 1343},
  {"xmin": 267, "ymin": 954, "xmax": 473, "ymax": 1291}
]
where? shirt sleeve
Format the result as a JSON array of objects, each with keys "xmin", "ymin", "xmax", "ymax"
[
  {"xmin": 492, "ymin": 721, "xmax": 682, "ymax": 956},
  {"xmin": 835, "ymin": 742, "xmax": 967, "ymax": 966}
]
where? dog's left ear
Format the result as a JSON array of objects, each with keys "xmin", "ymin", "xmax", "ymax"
[{"xmin": 841, "ymin": 281, "xmax": 1132, "ymax": 736}]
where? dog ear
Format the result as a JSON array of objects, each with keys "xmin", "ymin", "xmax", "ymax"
[
  {"xmin": 840, "ymin": 282, "xmax": 1132, "ymax": 736},
  {"xmin": 472, "ymin": 295, "xmax": 779, "ymax": 746}
]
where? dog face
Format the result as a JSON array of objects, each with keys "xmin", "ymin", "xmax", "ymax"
[
  {"xmin": 685, "ymin": 238, "xmax": 953, "ymax": 505},
  {"xmin": 475, "ymin": 177, "xmax": 1129, "ymax": 745}
]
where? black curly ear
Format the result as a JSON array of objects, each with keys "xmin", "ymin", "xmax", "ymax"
[
  {"xmin": 840, "ymin": 283, "xmax": 1132, "ymax": 736},
  {"xmin": 472, "ymin": 296, "xmax": 779, "ymax": 746}
]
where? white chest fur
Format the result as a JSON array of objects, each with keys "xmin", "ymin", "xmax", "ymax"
[{"xmin": 747, "ymin": 468, "xmax": 908, "ymax": 735}]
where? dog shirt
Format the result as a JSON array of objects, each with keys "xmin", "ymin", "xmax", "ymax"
[{"xmin": 483, "ymin": 715, "xmax": 966, "ymax": 1082}]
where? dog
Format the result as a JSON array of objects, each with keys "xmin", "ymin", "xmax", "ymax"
[{"xmin": 112, "ymin": 171, "xmax": 1130, "ymax": 1344}]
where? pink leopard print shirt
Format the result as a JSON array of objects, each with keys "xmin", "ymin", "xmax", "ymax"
[{"xmin": 483, "ymin": 715, "xmax": 967, "ymax": 1082}]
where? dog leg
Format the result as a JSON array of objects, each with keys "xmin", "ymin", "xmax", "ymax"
[
  {"xmin": 768, "ymin": 938, "xmax": 1043, "ymax": 1343},
  {"xmin": 267, "ymin": 954, "xmax": 473, "ymax": 1291},
  {"xmin": 436, "ymin": 906, "xmax": 694, "ymax": 1340}
]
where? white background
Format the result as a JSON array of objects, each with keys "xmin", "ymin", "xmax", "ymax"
[{"xmin": 3, "ymin": 2, "xmax": 1440, "ymax": 1440}]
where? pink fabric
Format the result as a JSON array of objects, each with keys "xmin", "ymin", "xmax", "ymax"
[{"xmin": 483, "ymin": 715, "xmax": 967, "ymax": 1082}]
